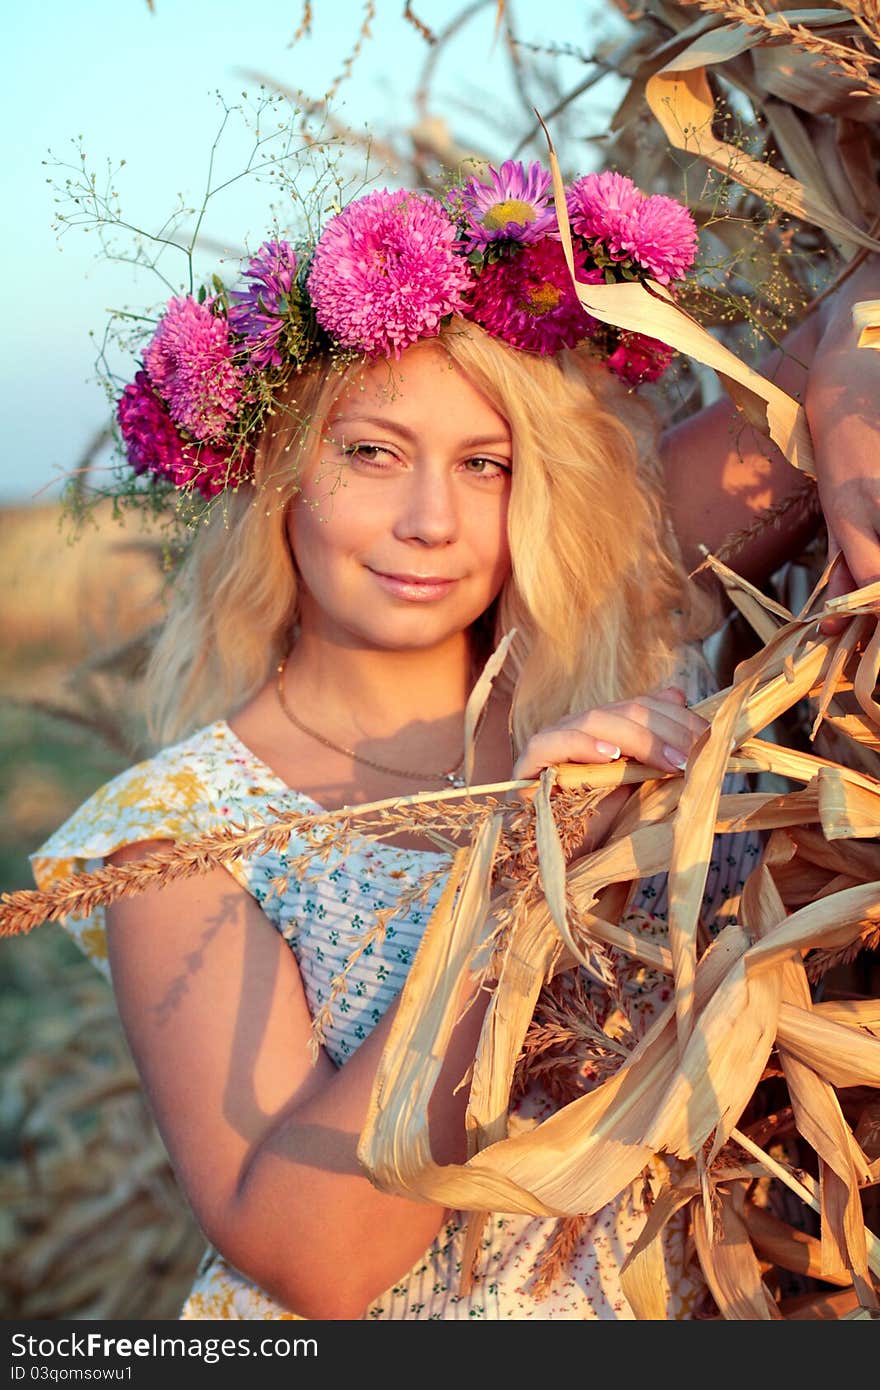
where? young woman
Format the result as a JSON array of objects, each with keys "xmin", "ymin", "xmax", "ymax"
[{"xmin": 31, "ymin": 166, "xmax": 879, "ymax": 1319}]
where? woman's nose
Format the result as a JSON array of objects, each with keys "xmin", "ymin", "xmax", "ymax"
[{"xmin": 393, "ymin": 468, "xmax": 459, "ymax": 545}]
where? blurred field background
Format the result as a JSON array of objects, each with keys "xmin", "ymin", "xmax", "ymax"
[{"xmin": 0, "ymin": 502, "xmax": 208, "ymax": 1318}]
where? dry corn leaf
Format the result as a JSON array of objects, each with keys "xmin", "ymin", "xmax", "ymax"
[
  {"xmin": 619, "ymin": 1172, "xmax": 701, "ymax": 1319},
  {"xmin": 359, "ymin": 819, "xmax": 504, "ymax": 1200},
  {"xmin": 762, "ymin": 96, "xmax": 861, "ymax": 258},
  {"xmin": 665, "ymin": 623, "xmax": 833, "ymax": 1049},
  {"xmin": 854, "ymin": 621, "xmax": 880, "ymax": 725},
  {"xmin": 751, "ymin": 35, "xmax": 880, "ymax": 124},
  {"xmin": 854, "ymin": 299, "xmax": 880, "ymax": 350},
  {"xmin": 837, "ymin": 117, "xmax": 880, "ymax": 220},
  {"xmin": 643, "ymin": 917, "xmax": 782, "ymax": 1158},
  {"xmin": 794, "ymin": 1167, "xmax": 880, "ymax": 1279},
  {"xmin": 810, "ymin": 615, "xmax": 870, "ymax": 741},
  {"xmin": 789, "ymin": 823, "xmax": 880, "ymax": 878},
  {"xmin": 466, "ymin": 910, "xmax": 562, "ymax": 1157},
  {"xmin": 822, "ymin": 1160, "xmax": 880, "ymax": 1308},
  {"xmin": 534, "ymin": 767, "xmax": 574, "ymax": 956},
  {"xmin": 819, "ymin": 767, "xmax": 880, "ymax": 839},
  {"xmin": 643, "ymin": 25, "xmax": 880, "ymax": 253},
  {"xmin": 773, "ymin": 953, "xmax": 873, "ymax": 1289},
  {"xmin": 463, "ymin": 627, "xmax": 516, "ymax": 785},
  {"xmin": 776, "ymin": 1001, "xmax": 880, "ymax": 1088},
  {"xmin": 694, "ymin": 544, "xmax": 792, "ymax": 642},
  {"xmin": 743, "ymin": 1201, "xmax": 852, "ymax": 1286},
  {"xmin": 810, "ymin": 116, "xmax": 876, "ymax": 231},
  {"xmin": 823, "ymin": 712, "xmax": 880, "ymax": 753},
  {"xmin": 813, "ymin": 998, "xmax": 880, "ymax": 1033},
  {"xmin": 693, "ymin": 1184, "xmax": 780, "ymax": 1320}
]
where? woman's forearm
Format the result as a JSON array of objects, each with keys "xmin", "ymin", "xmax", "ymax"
[
  {"xmin": 806, "ymin": 256, "xmax": 880, "ymax": 590},
  {"xmin": 217, "ymin": 976, "xmax": 489, "ymax": 1320},
  {"xmin": 661, "ymin": 312, "xmax": 822, "ymax": 583},
  {"xmin": 664, "ymin": 254, "xmax": 880, "ymax": 589}
]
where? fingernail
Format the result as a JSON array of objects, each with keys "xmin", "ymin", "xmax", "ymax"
[
  {"xmin": 595, "ymin": 741, "xmax": 621, "ymax": 760},
  {"xmin": 663, "ymin": 745, "xmax": 688, "ymax": 769}
]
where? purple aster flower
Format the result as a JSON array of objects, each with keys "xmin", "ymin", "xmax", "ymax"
[
  {"xmin": 606, "ymin": 332, "xmax": 674, "ymax": 386},
  {"xmin": 306, "ymin": 188, "xmax": 472, "ymax": 359},
  {"xmin": 117, "ymin": 371, "xmax": 249, "ymax": 498},
  {"xmin": 455, "ymin": 160, "xmax": 556, "ymax": 253},
  {"xmin": 143, "ymin": 295, "xmax": 244, "ymax": 444},
  {"xmin": 566, "ymin": 171, "xmax": 643, "ymax": 259},
  {"xmin": 465, "ymin": 239, "xmax": 599, "ymax": 355},
  {"xmin": 228, "ymin": 239, "xmax": 308, "ymax": 370},
  {"xmin": 619, "ymin": 195, "xmax": 698, "ymax": 285}
]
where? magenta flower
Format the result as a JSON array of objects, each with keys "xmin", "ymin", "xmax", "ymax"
[
  {"xmin": 306, "ymin": 189, "xmax": 472, "ymax": 359},
  {"xmin": 465, "ymin": 239, "xmax": 598, "ymax": 355},
  {"xmin": 143, "ymin": 295, "xmax": 244, "ymax": 443},
  {"xmin": 566, "ymin": 171, "xmax": 698, "ymax": 284},
  {"xmin": 228, "ymin": 239, "xmax": 305, "ymax": 370},
  {"xmin": 622, "ymin": 195, "xmax": 698, "ymax": 285},
  {"xmin": 455, "ymin": 160, "xmax": 556, "ymax": 252},
  {"xmin": 606, "ymin": 332, "xmax": 674, "ymax": 386},
  {"xmin": 117, "ymin": 371, "xmax": 249, "ymax": 498},
  {"xmin": 566, "ymin": 171, "xmax": 643, "ymax": 257}
]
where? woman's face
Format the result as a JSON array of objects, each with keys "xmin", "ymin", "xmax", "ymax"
[{"xmin": 287, "ymin": 342, "xmax": 512, "ymax": 656}]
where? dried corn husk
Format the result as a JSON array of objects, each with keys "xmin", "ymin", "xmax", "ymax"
[
  {"xmin": 355, "ymin": 584, "xmax": 880, "ymax": 1317},
  {"xmin": 854, "ymin": 299, "xmax": 880, "ymax": 349}
]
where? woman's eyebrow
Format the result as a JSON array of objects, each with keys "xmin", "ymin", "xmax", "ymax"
[{"xmin": 331, "ymin": 414, "xmax": 511, "ymax": 449}]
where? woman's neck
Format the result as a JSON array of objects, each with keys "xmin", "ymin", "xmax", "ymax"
[{"xmin": 284, "ymin": 628, "xmax": 475, "ymax": 733}]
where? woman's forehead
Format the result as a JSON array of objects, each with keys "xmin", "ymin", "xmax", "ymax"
[{"xmin": 328, "ymin": 344, "xmax": 511, "ymax": 437}]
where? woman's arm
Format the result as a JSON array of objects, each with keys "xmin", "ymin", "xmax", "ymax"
[
  {"xmin": 806, "ymin": 259, "xmax": 880, "ymax": 597},
  {"xmin": 662, "ymin": 256, "xmax": 880, "ymax": 589},
  {"xmin": 105, "ymin": 842, "xmax": 488, "ymax": 1321}
]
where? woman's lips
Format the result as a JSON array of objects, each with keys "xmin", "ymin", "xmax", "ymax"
[{"xmin": 369, "ymin": 569, "xmax": 459, "ymax": 602}]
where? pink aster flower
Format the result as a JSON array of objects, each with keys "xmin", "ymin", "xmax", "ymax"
[
  {"xmin": 455, "ymin": 160, "xmax": 556, "ymax": 253},
  {"xmin": 117, "ymin": 371, "xmax": 249, "ymax": 498},
  {"xmin": 465, "ymin": 238, "xmax": 598, "ymax": 355},
  {"xmin": 306, "ymin": 188, "xmax": 472, "ymax": 359},
  {"xmin": 567, "ymin": 171, "xmax": 698, "ymax": 285},
  {"xmin": 566, "ymin": 171, "xmax": 643, "ymax": 258},
  {"xmin": 143, "ymin": 295, "xmax": 244, "ymax": 443},
  {"xmin": 621, "ymin": 195, "xmax": 698, "ymax": 285},
  {"xmin": 228, "ymin": 239, "xmax": 303, "ymax": 370},
  {"xmin": 606, "ymin": 332, "xmax": 674, "ymax": 386}
]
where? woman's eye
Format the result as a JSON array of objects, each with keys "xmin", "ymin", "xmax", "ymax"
[
  {"xmin": 464, "ymin": 456, "xmax": 511, "ymax": 480},
  {"xmin": 342, "ymin": 444, "xmax": 393, "ymax": 465}
]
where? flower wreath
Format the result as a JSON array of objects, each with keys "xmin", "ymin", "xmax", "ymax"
[{"xmin": 116, "ymin": 160, "xmax": 698, "ymax": 499}]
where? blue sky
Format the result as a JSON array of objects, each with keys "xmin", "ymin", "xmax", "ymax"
[{"xmin": 4, "ymin": 1, "xmax": 625, "ymax": 505}]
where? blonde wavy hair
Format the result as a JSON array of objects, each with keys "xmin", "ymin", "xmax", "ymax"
[{"xmin": 143, "ymin": 317, "xmax": 713, "ymax": 752}]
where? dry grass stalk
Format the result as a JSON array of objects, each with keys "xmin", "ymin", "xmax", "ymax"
[{"xmin": 680, "ymin": 1, "xmax": 880, "ymax": 99}]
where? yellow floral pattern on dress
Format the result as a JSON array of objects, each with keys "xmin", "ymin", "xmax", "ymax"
[{"xmin": 31, "ymin": 645, "xmax": 758, "ymax": 1320}]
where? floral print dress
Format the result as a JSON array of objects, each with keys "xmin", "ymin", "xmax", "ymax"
[{"xmin": 31, "ymin": 643, "xmax": 759, "ymax": 1320}]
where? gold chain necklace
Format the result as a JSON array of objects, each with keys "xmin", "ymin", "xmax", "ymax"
[{"xmin": 275, "ymin": 657, "xmax": 470, "ymax": 788}]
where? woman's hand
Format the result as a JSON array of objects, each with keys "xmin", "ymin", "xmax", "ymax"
[
  {"xmin": 512, "ymin": 686, "xmax": 708, "ymax": 781},
  {"xmin": 513, "ymin": 687, "xmax": 709, "ymax": 863}
]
